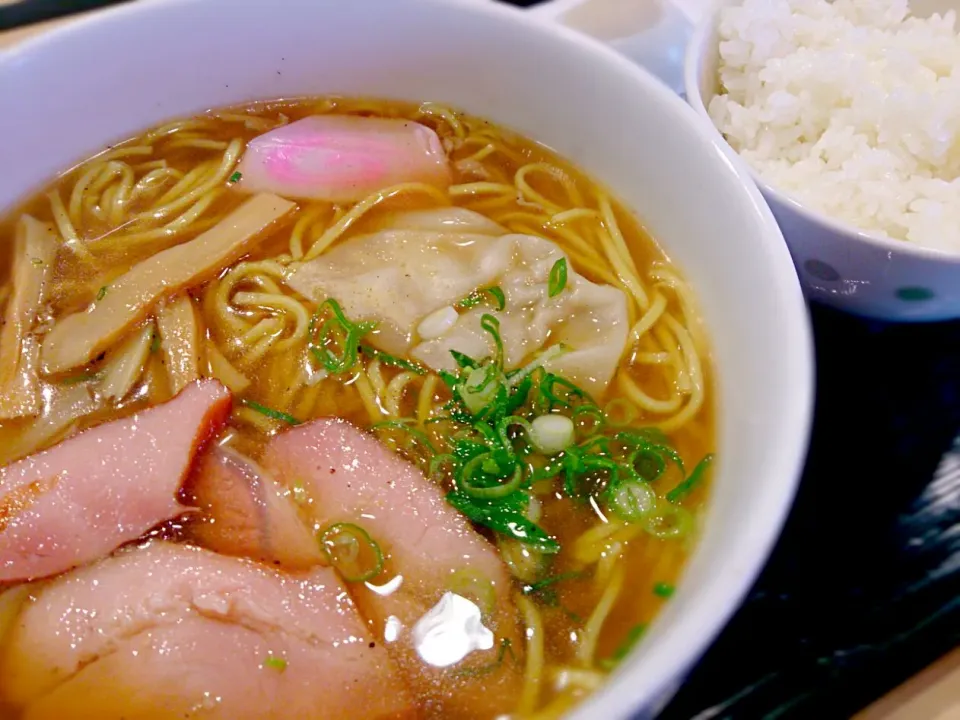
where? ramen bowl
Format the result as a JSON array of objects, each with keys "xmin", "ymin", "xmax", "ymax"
[{"xmin": 0, "ymin": 0, "xmax": 812, "ymax": 717}]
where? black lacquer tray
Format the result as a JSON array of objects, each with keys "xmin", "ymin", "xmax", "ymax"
[
  {"xmin": 2, "ymin": 1, "xmax": 959, "ymax": 717},
  {"xmin": 658, "ymin": 301, "xmax": 960, "ymax": 719}
]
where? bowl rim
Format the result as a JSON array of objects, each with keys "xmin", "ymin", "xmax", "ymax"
[
  {"xmin": 683, "ymin": 3, "xmax": 960, "ymax": 265},
  {"xmin": 0, "ymin": 0, "xmax": 815, "ymax": 717}
]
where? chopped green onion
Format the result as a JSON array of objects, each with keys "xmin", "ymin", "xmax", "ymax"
[
  {"xmin": 538, "ymin": 372, "xmax": 591, "ymax": 410},
  {"xmin": 666, "ymin": 453, "xmax": 714, "ymax": 504},
  {"xmin": 372, "ymin": 420, "xmax": 436, "ymax": 470},
  {"xmin": 485, "ymin": 286, "xmax": 506, "ymax": 310},
  {"xmin": 603, "ymin": 398, "xmax": 638, "ymax": 427},
  {"xmin": 643, "ymin": 501, "xmax": 693, "ymax": 539},
  {"xmin": 521, "ymin": 571, "xmax": 583, "ymax": 596},
  {"xmin": 529, "ymin": 414, "xmax": 575, "ymax": 455},
  {"xmin": 572, "ymin": 404, "xmax": 605, "ymax": 436},
  {"xmin": 308, "ymin": 298, "xmax": 376, "ymax": 374},
  {"xmin": 263, "ymin": 655, "xmax": 287, "ymax": 671},
  {"xmin": 318, "ymin": 523, "xmax": 384, "ymax": 583},
  {"xmin": 459, "ymin": 454, "xmax": 523, "ymax": 499},
  {"xmin": 450, "ymin": 350, "xmax": 480, "ymax": 370},
  {"xmin": 498, "ymin": 535, "xmax": 550, "ymax": 582},
  {"xmin": 548, "ymin": 258, "xmax": 567, "ymax": 297},
  {"xmin": 150, "ymin": 331, "xmax": 161, "ymax": 354},
  {"xmin": 372, "ymin": 420, "xmax": 436, "ymax": 452},
  {"xmin": 241, "ymin": 399, "xmax": 302, "ymax": 426},
  {"xmin": 429, "ymin": 453, "xmax": 457, "ymax": 480},
  {"xmin": 361, "ymin": 318, "xmax": 706, "ymax": 559},
  {"xmin": 494, "ymin": 414, "xmax": 532, "ymax": 452},
  {"xmin": 30, "ymin": 258, "xmax": 43, "ymax": 267},
  {"xmin": 480, "ymin": 313, "xmax": 504, "ymax": 368},
  {"xmin": 457, "ymin": 286, "xmax": 506, "ymax": 312},
  {"xmin": 616, "ymin": 431, "xmax": 684, "ymax": 476},
  {"xmin": 653, "ymin": 582, "xmax": 675, "ymax": 598},
  {"xmin": 458, "ymin": 365, "xmax": 502, "ymax": 416},
  {"xmin": 229, "ymin": 171, "xmax": 242, "ymax": 183},
  {"xmin": 448, "ymin": 568, "xmax": 497, "ymax": 617},
  {"xmin": 606, "ymin": 480, "xmax": 657, "ymax": 522},
  {"xmin": 447, "ymin": 490, "xmax": 559, "ymax": 554},
  {"xmin": 507, "ymin": 344, "xmax": 568, "ymax": 389},
  {"xmin": 629, "ymin": 447, "xmax": 667, "ymax": 483},
  {"xmin": 599, "ymin": 624, "xmax": 646, "ymax": 670},
  {"xmin": 96, "ymin": 286, "xmax": 107, "ymax": 301},
  {"xmin": 359, "ymin": 344, "xmax": 428, "ymax": 375},
  {"xmin": 451, "ymin": 638, "xmax": 515, "ymax": 678}
]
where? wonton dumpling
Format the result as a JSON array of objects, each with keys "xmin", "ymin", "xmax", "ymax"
[{"xmin": 286, "ymin": 208, "xmax": 628, "ymax": 395}]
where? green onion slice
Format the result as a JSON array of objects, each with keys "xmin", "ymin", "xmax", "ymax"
[
  {"xmin": 429, "ymin": 453, "xmax": 457, "ymax": 481},
  {"xmin": 241, "ymin": 399, "xmax": 301, "ymax": 426},
  {"xmin": 629, "ymin": 447, "xmax": 667, "ymax": 483},
  {"xmin": 459, "ymin": 454, "xmax": 523, "ymax": 499},
  {"xmin": 317, "ymin": 523, "xmax": 384, "ymax": 583},
  {"xmin": 457, "ymin": 285, "xmax": 506, "ymax": 312},
  {"xmin": 446, "ymin": 490, "xmax": 559, "ymax": 554},
  {"xmin": 653, "ymin": 582, "xmax": 675, "ymax": 598},
  {"xmin": 521, "ymin": 570, "xmax": 584, "ymax": 596},
  {"xmin": 480, "ymin": 313, "xmax": 504, "ymax": 369},
  {"xmin": 308, "ymin": 298, "xmax": 376, "ymax": 374},
  {"xmin": 539, "ymin": 372, "xmax": 591, "ymax": 410},
  {"xmin": 599, "ymin": 624, "xmax": 646, "ymax": 670},
  {"xmin": 603, "ymin": 398, "xmax": 638, "ymax": 427},
  {"xmin": 572, "ymin": 404, "xmax": 605, "ymax": 438},
  {"xmin": 606, "ymin": 480, "xmax": 657, "ymax": 522},
  {"xmin": 642, "ymin": 501, "xmax": 693, "ymax": 539},
  {"xmin": 263, "ymin": 655, "xmax": 287, "ymax": 671},
  {"xmin": 450, "ymin": 350, "xmax": 480, "ymax": 370},
  {"xmin": 548, "ymin": 257, "xmax": 567, "ymax": 297},
  {"xmin": 372, "ymin": 420, "xmax": 437, "ymax": 469},
  {"xmin": 616, "ymin": 431, "xmax": 685, "ymax": 475},
  {"xmin": 666, "ymin": 453, "xmax": 714, "ymax": 504},
  {"xmin": 457, "ymin": 365, "xmax": 502, "ymax": 416},
  {"xmin": 359, "ymin": 344, "xmax": 428, "ymax": 375},
  {"xmin": 448, "ymin": 568, "xmax": 497, "ymax": 617},
  {"xmin": 451, "ymin": 638, "xmax": 515, "ymax": 678}
]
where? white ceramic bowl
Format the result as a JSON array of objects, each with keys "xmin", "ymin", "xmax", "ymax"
[
  {"xmin": 546, "ymin": 0, "xmax": 960, "ymax": 321},
  {"xmin": 0, "ymin": 1, "xmax": 813, "ymax": 717},
  {"xmin": 686, "ymin": 0, "xmax": 960, "ymax": 321}
]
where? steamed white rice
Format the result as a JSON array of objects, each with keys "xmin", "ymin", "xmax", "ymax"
[{"xmin": 708, "ymin": 0, "xmax": 960, "ymax": 252}]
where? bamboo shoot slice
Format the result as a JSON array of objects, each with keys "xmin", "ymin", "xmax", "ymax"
[
  {"xmin": 0, "ymin": 216, "xmax": 58, "ymax": 419},
  {"xmin": 99, "ymin": 323, "xmax": 154, "ymax": 402},
  {"xmin": 0, "ymin": 384, "xmax": 99, "ymax": 466},
  {"xmin": 158, "ymin": 295, "xmax": 202, "ymax": 395},
  {"xmin": 40, "ymin": 193, "xmax": 295, "ymax": 374}
]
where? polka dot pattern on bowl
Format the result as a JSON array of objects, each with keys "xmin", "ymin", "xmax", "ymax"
[
  {"xmin": 803, "ymin": 259, "xmax": 841, "ymax": 282},
  {"xmin": 895, "ymin": 287, "xmax": 935, "ymax": 302}
]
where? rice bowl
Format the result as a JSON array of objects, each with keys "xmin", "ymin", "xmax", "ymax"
[{"xmin": 709, "ymin": 0, "xmax": 960, "ymax": 254}]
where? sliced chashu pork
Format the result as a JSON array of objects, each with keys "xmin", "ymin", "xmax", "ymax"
[
  {"xmin": 265, "ymin": 418, "xmax": 523, "ymax": 719},
  {"xmin": 184, "ymin": 446, "xmax": 324, "ymax": 570},
  {"xmin": 0, "ymin": 379, "xmax": 231, "ymax": 582},
  {"xmin": 0, "ymin": 541, "xmax": 416, "ymax": 720}
]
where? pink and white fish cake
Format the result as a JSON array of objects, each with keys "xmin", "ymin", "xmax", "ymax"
[{"xmin": 234, "ymin": 115, "xmax": 452, "ymax": 203}]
